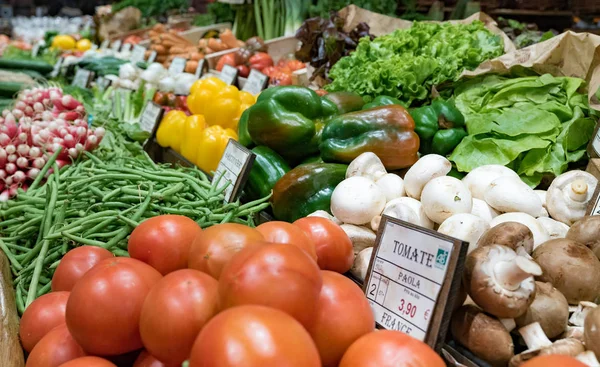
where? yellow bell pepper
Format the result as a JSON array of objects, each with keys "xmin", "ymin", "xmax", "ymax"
[
  {"xmin": 239, "ymin": 91, "xmax": 256, "ymax": 105},
  {"xmin": 195, "ymin": 125, "xmax": 238, "ymax": 173},
  {"xmin": 156, "ymin": 110, "xmax": 187, "ymax": 151},
  {"xmin": 76, "ymin": 39, "xmax": 92, "ymax": 52},
  {"xmin": 180, "ymin": 114, "xmax": 207, "ymax": 162},
  {"xmin": 187, "ymin": 77, "xmax": 244, "ymax": 130},
  {"xmin": 51, "ymin": 35, "xmax": 76, "ymax": 50}
]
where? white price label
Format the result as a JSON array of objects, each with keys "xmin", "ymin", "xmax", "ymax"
[
  {"xmin": 365, "ymin": 217, "xmax": 460, "ymax": 342},
  {"xmin": 139, "ymin": 102, "xmax": 164, "ymax": 134},
  {"xmin": 219, "ymin": 64, "xmax": 238, "ymax": 85},
  {"xmin": 100, "ymin": 39, "xmax": 109, "ymax": 50},
  {"xmin": 195, "ymin": 59, "xmax": 207, "ymax": 78},
  {"xmin": 169, "ymin": 57, "xmax": 187, "ymax": 75},
  {"xmin": 593, "ymin": 129, "xmax": 600, "ymax": 157},
  {"xmin": 214, "ymin": 140, "xmax": 255, "ymax": 202},
  {"xmin": 111, "ymin": 40, "xmax": 122, "ymax": 52},
  {"xmin": 131, "ymin": 45, "xmax": 146, "ymax": 64},
  {"xmin": 147, "ymin": 51, "xmax": 157, "ymax": 64},
  {"xmin": 242, "ymin": 69, "xmax": 269, "ymax": 95},
  {"xmin": 50, "ymin": 57, "xmax": 64, "ymax": 78},
  {"xmin": 96, "ymin": 77, "xmax": 111, "ymax": 91},
  {"xmin": 72, "ymin": 69, "xmax": 93, "ymax": 88},
  {"xmin": 121, "ymin": 43, "xmax": 132, "ymax": 53},
  {"xmin": 31, "ymin": 42, "xmax": 42, "ymax": 57}
]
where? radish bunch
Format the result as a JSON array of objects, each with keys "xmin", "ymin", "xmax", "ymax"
[{"xmin": 0, "ymin": 86, "xmax": 104, "ymax": 201}]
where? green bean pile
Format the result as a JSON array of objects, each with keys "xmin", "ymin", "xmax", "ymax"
[{"xmin": 0, "ymin": 150, "xmax": 270, "ymax": 314}]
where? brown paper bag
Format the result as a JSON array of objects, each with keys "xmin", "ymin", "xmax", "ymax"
[{"xmin": 461, "ymin": 31, "xmax": 600, "ymax": 109}]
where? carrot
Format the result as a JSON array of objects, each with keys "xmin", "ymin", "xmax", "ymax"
[
  {"xmin": 185, "ymin": 61, "xmax": 198, "ymax": 73},
  {"xmin": 166, "ymin": 30, "xmax": 194, "ymax": 45},
  {"xmin": 220, "ymin": 29, "xmax": 239, "ymax": 49},
  {"xmin": 153, "ymin": 24, "xmax": 166, "ymax": 32},
  {"xmin": 190, "ymin": 52, "xmax": 204, "ymax": 61},
  {"xmin": 150, "ymin": 45, "xmax": 167, "ymax": 54},
  {"xmin": 155, "ymin": 55, "xmax": 167, "ymax": 63},
  {"xmin": 198, "ymin": 39, "xmax": 208, "ymax": 48},
  {"xmin": 205, "ymin": 47, "xmax": 214, "ymax": 54},
  {"xmin": 169, "ymin": 46, "xmax": 189, "ymax": 55}
]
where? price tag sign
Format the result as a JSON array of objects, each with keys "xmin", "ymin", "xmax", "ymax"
[
  {"xmin": 147, "ymin": 51, "xmax": 157, "ymax": 64},
  {"xmin": 100, "ymin": 39, "xmax": 109, "ymax": 50},
  {"xmin": 111, "ymin": 40, "xmax": 122, "ymax": 52},
  {"xmin": 50, "ymin": 57, "xmax": 64, "ymax": 78},
  {"xmin": 96, "ymin": 76, "xmax": 111, "ymax": 91},
  {"xmin": 219, "ymin": 64, "xmax": 239, "ymax": 85},
  {"xmin": 72, "ymin": 68, "xmax": 93, "ymax": 88},
  {"xmin": 364, "ymin": 216, "xmax": 467, "ymax": 352},
  {"xmin": 590, "ymin": 125, "xmax": 600, "ymax": 158},
  {"xmin": 31, "ymin": 42, "xmax": 42, "ymax": 58},
  {"xmin": 214, "ymin": 139, "xmax": 256, "ymax": 203},
  {"xmin": 121, "ymin": 43, "xmax": 132, "ymax": 53},
  {"xmin": 169, "ymin": 57, "xmax": 187, "ymax": 75},
  {"xmin": 242, "ymin": 69, "xmax": 269, "ymax": 95},
  {"xmin": 195, "ymin": 59, "xmax": 208, "ymax": 78},
  {"xmin": 139, "ymin": 102, "xmax": 164, "ymax": 134},
  {"xmin": 131, "ymin": 45, "xmax": 146, "ymax": 64}
]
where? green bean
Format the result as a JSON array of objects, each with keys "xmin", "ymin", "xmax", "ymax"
[
  {"xmin": 28, "ymin": 148, "xmax": 62, "ymax": 191},
  {"xmin": 104, "ymin": 187, "xmax": 153, "ymax": 250},
  {"xmin": 15, "ymin": 285, "xmax": 25, "ymax": 315},
  {"xmin": 63, "ymin": 232, "xmax": 107, "ymax": 247},
  {"xmin": 0, "ymin": 238, "xmax": 22, "ymax": 271},
  {"xmin": 116, "ymin": 215, "xmax": 139, "ymax": 228}
]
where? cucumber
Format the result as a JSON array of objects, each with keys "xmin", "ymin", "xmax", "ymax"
[
  {"xmin": 0, "ymin": 59, "xmax": 54, "ymax": 75},
  {"xmin": 10, "ymin": 69, "xmax": 45, "ymax": 81},
  {"xmin": 0, "ymin": 82, "xmax": 24, "ymax": 98}
]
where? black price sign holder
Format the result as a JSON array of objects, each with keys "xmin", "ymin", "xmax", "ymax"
[
  {"xmin": 213, "ymin": 139, "xmax": 255, "ymax": 203},
  {"xmin": 72, "ymin": 69, "xmax": 93, "ymax": 88},
  {"xmin": 195, "ymin": 59, "xmax": 209, "ymax": 78},
  {"xmin": 139, "ymin": 102, "xmax": 165, "ymax": 134},
  {"xmin": 242, "ymin": 69, "xmax": 269, "ymax": 95},
  {"xmin": 363, "ymin": 215, "xmax": 467, "ymax": 353},
  {"xmin": 218, "ymin": 64, "xmax": 239, "ymax": 86},
  {"xmin": 50, "ymin": 57, "xmax": 64, "ymax": 78},
  {"xmin": 111, "ymin": 40, "xmax": 122, "ymax": 52}
]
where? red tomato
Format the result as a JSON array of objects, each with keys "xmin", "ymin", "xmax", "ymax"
[
  {"xmin": 140, "ymin": 269, "xmax": 219, "ymax": 365},
  {"xmin": 237, "ymin": 65, "xmax": 250, "ymax": 78},
  {"xmin": 339, "ymin": 330, "xmax": 445, "ymax": 367},
  {"xmin": 521, "ymin": 355, "xmax": 587, "ymax": 367},
  {"xmin": 219, "ymin": 243, "xmax": 322, "ymax": 328},
  {"xmin": 52, "ymin": 246, "xmax": 114, "ymax": 292},
  {"xmin": 294, "ymin": 217, "xmax": 354, "ymax": 273},
  {"xmin": 188, "ymin": 223, "xmax": 265, "ymax": 279},
  {"xmin": 308, "ymin": 271, "xmax": 374, "ymax": 367},
  {"xmin": 65, "ymin": 257, "xmax": 162, "ymax": 356},
  {"xmin": 58, "ymin": 356, "xmax": 117, "ymax": 367},
  {"xmin": 256, "ymin": 221, "xmax": 317, "ymax": 261},
  {"xmin": 216, "ymin": 53, "xmax": 237, "ymax": 72},
  {"xmin": 189, "ymin": 305, "xmax": 321, "ymax": 367},
  {"xmin": 128, "ymin": 215, "xmax": 201, "ymax": 275},
  {"xmin": 20, "ymin": 292, "xmax": 70, "ymax": 352},
  {"xmin": 133, "ymin": 351, "xmax": 173, "ymax": 367},
  {"xmin": 26, "ymin": 324, "xmax": 86, "ymax": 367}
]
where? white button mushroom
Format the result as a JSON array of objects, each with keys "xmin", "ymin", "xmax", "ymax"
[
  {"xmin": 537, "ymin": 217, "xmax": 569, "ymax": 240},
  {"xmin": 370, "ymin": 197, "xmax": 434, "ymax": 232},
  {"xmin": 307, "ymin": 210, "xmax": 342, "ymax": 225},
  {"xmin": 471, "ymin": 198, "xmax": 499, "ymax": 223},
  {"xmin": 350, "ymin": 247, "xmax": 373, "ymax": 282},
  {"xmin": 345, "ymin": 152, "xmax": 387, "ymax": 180},
  {"xmin": 450, "ymin": 305, "xmax": 514, "ymax": 366},
  {"xmin": 464, "ymin": 245, "xmax": 541, "ymax": 318},
  {"xmin": 437, "ymin": 213, "xmax": 490, "ymax": 254},
  {"xmin": 478, "ymin": 222, "xmax": 534, "ymax": 255},
  {"xmin": 421, "ymin": 176, "xmax": 473, "ymax": 224},
  {"xmin": 374, "ymin": 173, "xmax": 405, "ymax": 202},
  {"xmin": 340, "ymin": 224, "xmax": 376, "ymax": 255},
  {"xmin": 330, "ymin": 176, "xmax": 386, "ymax": 225},
  {"xmin": 532, "ymin": 239, "xmax": 600, "ymax": 304},
  {"xmin": 490, "ymin": 213, "xmax": 550, "ymax": 249},
  {"xmin": 547, "ymin": 170, "xmax": 598, "ymax": 225},
  {"xmin": 462, "ymin": 164, "xmax": 521, "ymax": 200},
  {"xmin": 515, "ymin": 281, "xmax": 569, "ymax": 339},
  {"xmin": 484, "ymin": 176, "xmax": 544, "ymax": 217},
  {"xmin": 403, "ymin": 154, "xmax": 451, "ymax": 200}
]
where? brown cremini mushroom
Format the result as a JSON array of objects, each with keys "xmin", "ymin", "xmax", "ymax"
[
  {"xmin": 515, "ymin": 281, "xmax": 569, "ymax": 339},
  {"xmin": 477, "ymin": 222, "xmax": 534, "ymax": 254},
  {"xmin": 509, "ymin": 322, "xmax": 585, "ymax": 366},
  {"xmin": 567, "ymin": 216, "xmax": 600, "ymax": 260},
  {"xmin": 584, "ymin": 304, "xmax": 600, "ymax": 360},
  {"xmin": 532, "ymin": 239, "xmax": 600, "ymax": 304},
  {"xmin": 451, "ymin": 305, "xmax": 514, "ymax": 367},
  {"xmin": 464, "ymin": 245, "xmax": 541, "ymax": 318}
]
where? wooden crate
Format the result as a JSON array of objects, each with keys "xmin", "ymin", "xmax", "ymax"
[
  {"xmin": 136, "ymin": 22, "xmax": 232, "ymax": 48},
  {"xmin": 0, "ymin": 251, "xmax": 24, "ymax": 367},
  {"xmin": 514, "ymin": 0, "xmax": 566, "ymax": 9},
  {"xmin": 573, "ymin": 0, "xmax": 600, "ymax": 13}
]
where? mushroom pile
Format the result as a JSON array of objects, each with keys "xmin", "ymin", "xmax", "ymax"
[{"xmin": 306, "ymin": 152, "xmax": 600, "ymax": 366}]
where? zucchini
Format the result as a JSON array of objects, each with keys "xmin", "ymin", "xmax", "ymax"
[
  {"xmin": 0, "ymin": 59, "xmax": 54, "ymax": 75},
  {"xmin": 0, "ymin": 82, "xmax": 25, "ymax": 98}
]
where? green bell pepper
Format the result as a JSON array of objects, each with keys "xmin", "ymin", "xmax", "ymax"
[
  {"xmin": 323, "ymin": 91, "xmax": 365, "ymax": 114},
  {"xmin": 245, "ymin": 86, "xmax": 338, "ymax": 162},
  {"xmin": 237, "ymin": 109, "xmax": 253, "ymax": 147},
  {"xmin": 410, "ymin": 98, "xmax": 466, "ymax": 156},
  {"xmin": 320, "ymin": 105, "xmax": 420, "ymax": 170},
  {"xmin": 271, "ymin": 163, "xmax": 347, "ymax": 222},
  {"xmin": 362, "ymin": 95, "xmax": 404, "ymax": 110},
  {"xmin": 245, "ymin": 146, "xmax": 290, "ymax": 201}
]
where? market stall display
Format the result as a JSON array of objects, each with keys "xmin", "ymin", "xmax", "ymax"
[{"xmin": 3, "ymin": 3, "xmax": 600, "ymax": 367}]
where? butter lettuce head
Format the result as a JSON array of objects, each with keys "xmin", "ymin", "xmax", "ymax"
[{"xmin": 326, "ymin": 21, "xmax": 504, "ymax": 106}]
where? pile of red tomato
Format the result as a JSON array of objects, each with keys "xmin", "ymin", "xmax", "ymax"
[{"xmin": 21, "ymin": 215, "xmax": 448, "ymax": 367}]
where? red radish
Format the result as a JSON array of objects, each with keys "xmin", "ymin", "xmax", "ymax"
[
  {"xmin": 59, "ymin": 111, "xmax": 80, "ymax": 121},
  {"xmin": 0, "ymin": 148, "xmax": 6, "ymax": 165},
  {"xmin": 0, "ymin": 134, "xmax": 10, "ymax": 146},
  {"xmin": 32, "ymin": 158, "xmax": 45, "ymax": 169},
  {"xmin": 17, "ymin": 133, "xmax": 27, "ymax": 144},
  {"xmin": 68, "ymin": 148, "xmax": 78, "ymax": 158},
  {"xmin": 85, "ymin": 135, "xmax": 98, "ymax": 150},
  {"xmin": 29, "ymin": 147, "xmax": 41, "ymax": 158},
  {"xmin": 12, "ymin": 109, "xmax": 24, "ymax": 119},
  {"xmin": 24, "ymin": 106, "xmax": 33, "ymax": 117},
  {"xmin": 0, "ymin": 191, "xmax": 9, "ymax": 202},
  {"xmin": 12, "ymin": 171, "xmax": 26, "ymax": 184},
  {"xmin": 63, "ymin": 135, "xmax": 75, "ymax": 148},
  {"xmin": 33, "ymin": 102, "xmax": 44, "ymax": 113},
  {"xmin": 27, "ymin": 168, "xmax": 40, "ymax": 180},
  {"xmin": 5, "ymin": 163, "xmax": 16, "ymax": 175},
  {"xmin": 5, "ymin": 145, "xmax": 15, "ymax": 154},
  {"xmin": 15, "ymin": 101, "xmax": 26, "ymax": 111},
  {"xmin": 0, "ymin": 169, "xmax": 6, "ymax": 180},
  {"xmin": 2, "ymin": 110, "xmax": 9, "ymax": 118},
  {"xmin": 8, "ymin": 184, "xmax": 18, "ymax": 197},
  {"xmin": 17, "ymin": 144, "xmax": 29, "ymax": 156},
  {"xmin": 7, "ymin": 154, "xmax": 17, "ymax": 163},
  {"xmin": 61, "ymin": 95, "xmax": 81, "ymax": 110},
  {"xmin": 4, "ymin": 176, "xmax": 12, "ymax": 186},
  {"xmin": 16, "ymin": 157, "xmax": 28, "ymax": 169}
]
